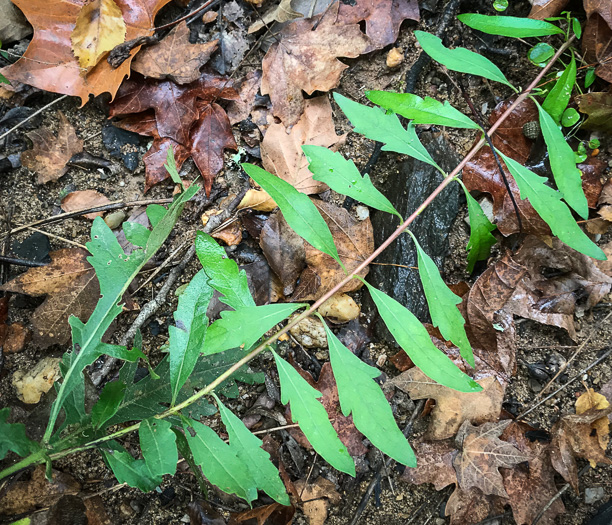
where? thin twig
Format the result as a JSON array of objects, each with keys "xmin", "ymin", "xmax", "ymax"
[
  {"xmin": 27, "ymin": 226, "xmax": 87, "ymax": 250},
  {"xmin": 154, "ymin": 0, "xmax": 216, "ymax": 31},
  {"xmin": 0, "ymin": 95, "xmax": 68, "ymax": 142},
  {"xmin": 0, "ymin": 255, "xmax": 46, "ymax": 268},
  {"xmin": 132, "ymin": 237, "xmax": 192, "ymax": 294}
]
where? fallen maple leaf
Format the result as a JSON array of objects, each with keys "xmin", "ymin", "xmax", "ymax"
[
  {"xmin": 577, "ymin": 91, "xmax": 612, "ymax": 133},
  {"xmin": 261, "ymin": 2, "xmax": 370, "ymax": 126},
  {"xmin": 528, "ymin": 0, "xmax": 569, "ymax": 19},
  {"xmin": 261, "ymin": 96, "xmax": 346, "ymax": 195},
  {"xmin": 21, "ymin": 111, "xmax": 83, "ymax": 184},
  {"xmin": 337, "ymin": 0, "xmax": 419, "ymax": 51},
  {"xmin": 1, "ymin": 0, "xmax": 172, "ymax": 103},
  {"xmin": 0, "ymin": 248, "xmax": 99, "ymax": 348},
  {"xmin": 71, "ymin": 0, "xmax": 126, "ymax": 70},
  {"xmin": 131, "ymin": 21, "xmax": 218, "ymax": 84},
  {"xmin": 61, "ymin": 190, "xmax": 111, "ymax": 219},
  {"xmin": 401, "ymin": 439, "xmax": 457, "ymax": 490}
]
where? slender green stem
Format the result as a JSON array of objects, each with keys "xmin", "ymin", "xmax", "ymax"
[{"xmin": 0, "ymin": 449, "xmax": 47, "ymax": 480}]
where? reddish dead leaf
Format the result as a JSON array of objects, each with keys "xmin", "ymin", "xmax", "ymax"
[
  {"xmin": 261, "ymin": 2, "xmax": 370, "ymax": 127},
  {"xmin": 21, "ymin": 112, "xmax": 83, "ymax": 184},
  {"xmin": 293, "ymin": 476, "xmax": 341, "ymax": 525},
  {"xmin": 580, "ymin": 156, "xmax": 606, "ymax": 208},
  {"xmin": 0, "ymin": 248, "xmax": 99, "ymax": 348},
  {"xmin": 61, "ymin": 190, "xmax": 111, "ymax": 219},
  {"xmin": 3, "ymin": 323, "xmax": 30, "ymax": 354},
  {"xmin": 550, "ymin": 406, "xmax": 612, "ymax": 492},
  {"xmin": 211, "ymin": 219, "xmax": 242, "ymax": 246},
  {"xmin": 291, "ymin": 201, "xmax": 374, "ymax": 302},
  {"xmin": 454, "ymin": 420, "xmax": 530, "ymax": 497},
  {"xmin": 1, "ymin": 0, "xmax": 172, "ymax": 103},
  {"xmin": 83, "ymin": 495, "xmax": 112, "ymax": 525},
  {"xmin": 337, "ymin": 0, "xmax": 419, "ymax": 51},
  {"xmin": 445, "ymin": 486, "xmax": 502, "ymax": 525},
  {"xmin": 132, "ymin": 22, "xmax": 218, "ymax": 84},
  {"xmin": 228, "ymin": 503, "xmax": 295, "ymax": 525},
  {"xmin": 401, "ymin": 438, "xmax": 457, "ymax": 490},
  {"xmin": 577, "ymin": 91, "xmax": 612, "ymax": 133},
  {"xmin": 389, "ymin": 368, "xmax": 504, "ymax": 440},
  {"xmin": 261, "ymin": 96, "xmax": 346, "ymax": 195},
  {"xmin": 287, "ymin": 361, "xmax": 368, "ymax": 456},
  {"xmin": 582, "ymin": 12, "xmax": 612, "ymax": 83},
  {"xmin": 528, "ymin": 0, "xmax": 569, "ymax": 19}
]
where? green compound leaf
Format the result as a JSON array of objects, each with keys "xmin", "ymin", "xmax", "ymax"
[
  {"xmin": 497, "ymin": 151, "xmax": 605, "ymax": 260},
  {"xmin": 0, "ymin": 408, "xmax": 40, "ymax": 460},
  {"xmin": 91, "ymin": 381, "xmax": 126, "ymax": 430},
  {"xmin": 215, "ymin": 396, "xmax": 290, "ymax": 505},
  {"xmin": 457, "ymin": 14, "xmax": 563, "ymax": 37},
  {"xmin": 460, "ymin": 183, "xmax": 497, "ymax": 272},
  {"xmin": 408, "ymin": 234, "xmax": 474, "ymax": 367},
  {"xmin": 543, "ymin": 56, "xmax": 576, "ymax": 124},
  {"xmin": 363, "ymin": 281, "xmax": 481, "ymax": 392},
  {"xmin": 184, "ymin": 419, "xmax": 258, "ymax": 503},
  {"xmin": 45, "ymin": 185, "xmax": 199, "ymax": 443},
  {"xmin": 168, "ymin": 269, "xmax": 214, "ymax": 404},
  {"xmin": 415, "ymin": 31, "xmax": 514, "ymax": 89},
  {"xmin": 302, "ymin": 145, "xmax": 401, "ymax": 219},
  {"xmin": 322, "ymin": 322, "xmax": 415, "ymax": 467},
  {"xmin": 204, "ymin": 304, "xmax": 304, "ymax": 355},
  {"xmin": 102, "ymin": 443, "xmax": 162, "ymax": 492},
  {"xmin": 366, "ymin": 91, "xmax": 480, "ymax": 130},
  {"xmin": 195, "ymin": 232, "xmax": 255, "ymax": 310},
  {"xmin": 537, "ymin": 104, "xmax": 588, "ymax": 219},
  {"xmin": 139, "ymin": 418, "xmax": 178, "ymax": 478},
  {"xmin": 272, "ymin": 351, "xmax": 355, "ymax": 475},
  {"xmin": 333, "ymin": 93, "xmax": 441, "ymax": 171},
  {"xmin": 242, "ymin": 164, "xmax": 341, "ymax": 265}
]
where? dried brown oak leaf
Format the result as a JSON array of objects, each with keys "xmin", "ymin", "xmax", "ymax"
[
  {"xmin": 445, "ymin": 486, "xmax": 503, "ymax": 525},
  {"xmin": 0, "ymin": 248, "xmax": 99, "ymax": 348},
  {"xmin": 261, "ymin": 2, "xmax": 370, "ymax": 127},
  {"xmin": 583, "ymin": 1, "xmax": 612, "ymax": 82},
  {"xmin": 1, "ymin": 0, "xmax": 172, "ymax": 104},
  {"xmin": 261, "ymin": 96, "xmax": 346, "ymax": 195},
  {"xmin": 21, "ymin": 111, "xmax": 83, "ymax": 184},
  {"xmin": 577, "ymin": 91, "xmax": 612, "ymax": 133},
  {"xmin": 337, "ymin": 0, "xmax": 419, "ymax": 51},
  {"xmin": 389, "ymin": 367, "xmax": 504, "ymax": 440},
  {"xmin": 61, "ymin": 190, "xmax": 111, "ymax": 219},
  {"xmin": 401, "ymin": 438, "xmax": 457, "ymax": 490},
  {"xmin": 550, "ymin": 405, "xmax": 612, "ymax": 492},
  {"xmin": 131, "ymin": 21, "xmax": 218, "ymax": 84},
  {"xmin": 291, "ymin": 200, "xmax": 374, "ymax": 302},
  {"xmin": 287, "ymin": 361, "xmax": 368, "ymax": 456},
  {"xmin": 454, "ymin": 420, "xmax": 530, "ymax": 498},
  {"xmin": 528, "ymin": 0, "xmax": 569, "ymax": 19}
]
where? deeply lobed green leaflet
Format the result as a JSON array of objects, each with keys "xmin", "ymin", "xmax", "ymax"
[{"xmin": 0, "ymin": 14, "xmax": 606, "ymax": 509}]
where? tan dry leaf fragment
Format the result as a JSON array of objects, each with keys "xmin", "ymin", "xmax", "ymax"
[
  {"xmin": 0, "ymin": 248, "xmax": 99, "ymax": 348},
  {"xmin": 261, "ymin": 96, "xmax": 346, "ymax": 194},
  {"xmin": 61, "ymin": 190, "xmax": 111, "ymax": 219},
  {"xmin": 528, "ymin": 0, "xmax": 569, "ymax": 19},
  {"xmin": 71, "ymin": 0, "xmax": 127, "ymax": 70},
  {"xmin": 454, "ymin": 420, "xmax": 530, "ymax": 498},
  {"xmin": 131, "ymin": 21, "xmax": 218, "ymax": 84},
  {"xmin": 293, "ymin": 476, "xmax": 341, "ymax": 525},
  {"xmin": 261, "ymin": 2, "xmax": 370, "ymax": 127},
  {"xmin": 401, "ymin": 439, "xmax": 457, "ymax": 490},
  {"xmin": 575, "ymin": 388, "xmax": 611, "ymax": 465},
  {"xmin": 389, "ymin": 367, "xmax": 503, "ymax": 440},
  {"xmin": 248, "ymin": 0, "xmax": 302, "ymax": 33},
  {"xmin": 21, "ymin": 111, "xmax": 83, "ymax": 184}
]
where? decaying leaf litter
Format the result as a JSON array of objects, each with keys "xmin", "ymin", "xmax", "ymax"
[{"xmin": 2, "ymin": 0, "xmax": 612, "ymax": 523}]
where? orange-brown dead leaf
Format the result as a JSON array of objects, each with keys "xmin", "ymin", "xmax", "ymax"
[
  {"xmin": 228, "ymin": 503, "xmax": 295, "ymax": 525},
  {"xmin": 293, "ymin": 476, "xmax": 341, "ymax": 525},
  {"xmin": 61, "ymin": 190, "xmax": 111, "ymax": 219},
  {"xmin": 576, "ymin": 388, "xmax": 611, "ymax": 464},
  {"xmin": 528, "ymin": 0, "xmax": 569, "ymax": 19}
]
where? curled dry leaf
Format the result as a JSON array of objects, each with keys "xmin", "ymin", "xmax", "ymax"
[
  {"xmin": 211, "ymin": 220, "xmax": 243, "ymax": 246},
  {"xmin": 293, "ymin": 476, "xmax": 341, "ymax": 525},
  {"xmin": 21, "ymin": 112, "xmax": 83, "ymax": 184},
  {"xmin": 261, "ymin": 96, "xmax": 346, "ymax": 195},
  {"xmin": 131, "ymin": 22, "xmax": 218, "ymax": 84},
  {"xmin": 238, "ymin": 188, "xmax": 277, "ymax": 212},
  {"xmin": 583, "ymin": 1, "xmax": 612, "ymax": 82},
  {"xmin": 226, "ymin": 69, "xmax": 263, "ymax": 125},
  {"xmin": 1, "ymin": 0, "xmax": 172, "ymax": 103},
  {"xmin": 247, "ymin": 0, "xmax": 303, "ymax": 34},
  {"xmin": 528, "ymin": 0, "xmax": 569, "ymax": 19},
  {"xmin": 71, "ymin": 0, "xmax": 126, "ymax": 70},
  {"xmin": 0, "ymin": 248, "xmax": 99, "ymax": 348},
  {"xmin": 229, "ymin": 503, "xmax": 295, "ymax": 525},
  {"xmin": 577, "ymin": 91, "xmax": 612, "ymax": 133},
  {"xmin": 61, "ymin": 190, "xmax": 112, "ymax": 219},
  {"xmin": 575, "ymin": 388, "xmax": 610, "ymax": 463},
  {"xmin": 261, "ymin": 2, "xmax": 370, "ymax": 126}
]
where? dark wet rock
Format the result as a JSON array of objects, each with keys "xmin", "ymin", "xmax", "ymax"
[
  {"xmin": 0, "ymin": 106, "xmax": 40, "ymax": 134},
  {"xmin": 366, "ymin": 131, "xmax": 462, "ymax": 341},
  {"xmin": 102, "ymin": 123, "xmax": 141, "ymax": 171},
  {"xmin": 12, "ymin": 231, "xmax": 50, "ymax": 263}
]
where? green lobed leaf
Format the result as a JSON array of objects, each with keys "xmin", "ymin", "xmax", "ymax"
[
  {"xmin": 272, "ymin": 351, "xmax": 355, "ymax": 475},
  {"xmin": 168, "ymin": 269, "xmax": 214, "ymax": 404},
  {"xmin": 91, "ymin": 381, "xmax": 126, "ymax": 430},
  {"xmin": 203, "ymin": 304, "xmax": 304, "ymax": 355},
  {"xmin": 497, "ymin": 151, "xmax": 605, "ymax": 260},
  {"xmin": 302, "ymin": 145, "xmax": 401, "ymax": 219},
  {"xmin": 542, "ymin": 56, "xmax": 576, "ymax": 124},
  {"xmin": 408, "ymin": 233, "xmax": 474, "ymax": 367},
  {"xmin": 195, "ymin": 232, "xmax": 255, "ymax": 310},
  {"xmin": 101, "ymin": 443, "xmax": 162, "ymax": 492},
  {"xmin": 139, "ymin": 418, "xmax": 178, "ymax": 477},
  {"xmin": 460, "ymin": 183, "xmax": 497, "ymax": 272},
  {"xmin": 242, "ymin": 164, "xmax": 341, "ymax": 265},
  {"xmin": 146, "ymin": 204, "xmax": 167, "ymax": 228},
  {"xmin": 321, "ymin": 322, "xmax": 415, "ymax": 467},
  {"xmin": 216, "ymin": 396, "xmax": 290, "ymax": 505},
  {"xmin": 333, "ymin": 93, "xmax": 442, "ymax": 171},
  {"xmin": 122, "ymin": 221, "xmax": 150, "ymax": 248},
  {"xmin": 537, "ymin": 104, "xmax": 588, "ymax": 219},
  {"xmin": 184, "ymin": 419, "xmax": 258, "ymax": 503},
  {"xmin": 366, "ymin": 91, "xmax": 480, "ymax": 130},
  {"xmin": 363, "ymin": 281, "xmax": 482, "ymax": 392},
  {"xmin": 414, "ymin": 31, "xmax": 514, "ymax": 88},
  {"xmin": 457, "ymin": 14, "xmax": 563, "ymax": 37},
  {"xmin": 0, "ymin": 408, "xmax": 40, "ymax": 460}
]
